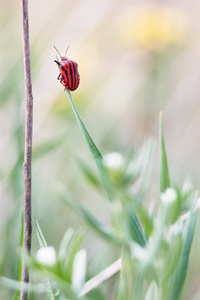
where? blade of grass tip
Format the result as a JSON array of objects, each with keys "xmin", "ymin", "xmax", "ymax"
[
  {"xmin": 34, "ymin": 218, "xmax": 47, "ymax": 248},
  {"xmin": 167, "ymin": 209, "xmax": 197, "ymax": 300},
  {"xmin": 34, "ymin": 218, "xmax": 60, "ymax": 300},
  {"xmin": 129, "ymin": 214, "xmax": 146, "ymax": 247},
  {"xmin": 13, "ymin": 210, "xmax": 24, "ymax": 300},
  {"xmin": 65, "ymin": 90, "xmax": 146, "ymax": 247},
  {"xmin": 159, "ymin": 111, "xmax": 170, "ymax": 194}
]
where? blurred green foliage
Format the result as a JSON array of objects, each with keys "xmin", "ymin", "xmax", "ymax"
[{"xmin": 1, "ymin": 0, "xmax": 200, "ymax": 299}]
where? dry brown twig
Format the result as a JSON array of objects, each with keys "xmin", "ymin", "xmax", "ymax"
[{"xmin": 20, "ymin": 0, "xmax": 33, "ymax": 299}]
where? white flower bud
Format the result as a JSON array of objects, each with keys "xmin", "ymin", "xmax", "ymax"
[
  {"xmin": 36, "ymin": 246, "xmax": 56, "ymax": 266},
  {"xmin": 72, "ymin": 249, "xmax": 87, "ymax": 293},
  {"xmin": 161, "ymin": 188, "xmax": 177, "ymax": 204},
  {"xmin": 103, "ymin": 152, "xmax": 124, "ymax": 170}
]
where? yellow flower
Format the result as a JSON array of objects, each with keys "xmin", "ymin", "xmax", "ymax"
[{"xmin": 120, "ymin": 4, "xmax": 188, "ymax": 52}]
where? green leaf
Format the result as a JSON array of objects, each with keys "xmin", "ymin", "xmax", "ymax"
[
  {"xmin": 58, "ymin": 228, "xmax": 74, "ymax": 267},
  {"xmin": 163, "ymin": 234, "xmax": 182, "ymax": 283},
  {"xmin": 167, "ymin": 210, "xmax": 197, "ymax": 300},
  {"xmin": 161, "ymin": 232, "xmax": 182, "ymax": 299},
  {"xmin": 66, "ymin": 90, "xmax": 108, "ymax": 198},
  {"xmin": 66, "ymin": 231, "xmax": 83, "ymax": 281},
  {"xmin": 129, "ymin": 214, "xmax": 146, "ymax": 247},
  {"xmin": 34, "ymin": 218, "xmax": 47, "ymax": 248},
  {"xmin": 159, "ymin": 112, "xmax": 170, "ymax": 194},
  {"xmin": 12, "ymin": 210, "xmax": 24, "ymax": 300},
  {"xmin": 72, "ymin": 249, "xmax": 87, "ymax": 294},
  {"xmin": 137, "ymin": 205, "xmax": 153, "ymax": 239},
  {"xmin": 66, "ymin": 90, "xmax": 146, "ymax": 247}
]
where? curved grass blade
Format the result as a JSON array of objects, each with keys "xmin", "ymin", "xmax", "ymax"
[{"xmin": 159, "ymin": 112, "xmax": 170, "ymax": 194}]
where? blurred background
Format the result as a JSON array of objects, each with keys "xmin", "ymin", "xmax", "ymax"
[{"xmin": 1, "ymin": 0, "xmax": 200, "ymax": 299}]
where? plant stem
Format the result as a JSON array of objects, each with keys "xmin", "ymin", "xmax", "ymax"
[{"xmin": 21, "ymin": 0, "xmax": 33, "ymax": 299}]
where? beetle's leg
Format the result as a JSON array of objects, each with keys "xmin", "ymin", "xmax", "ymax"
[
  {"xmin": 59, "ymin": 75, "xmax": 66, "ymax": 86},
  {"xmin": 60, "ymin": 80, "xmax": 66, "ymax": 87},
  {"xmin": 57, "ymin": 73, "xmax": 61, "ymax": 80}
]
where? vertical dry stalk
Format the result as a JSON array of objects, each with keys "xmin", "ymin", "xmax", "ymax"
[{"xmin": 21, "ymin": 0, "xmax": 33, "ymax": 299}]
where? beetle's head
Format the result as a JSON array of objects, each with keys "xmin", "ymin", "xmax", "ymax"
[{"xmin": 61, "ymin": 56, "xmax": 68, "ymax": 61}]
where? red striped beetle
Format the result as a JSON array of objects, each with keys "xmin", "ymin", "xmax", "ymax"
[{"xmin": 54, "ymin": 46, "xmax": 80, "ymax": 91}]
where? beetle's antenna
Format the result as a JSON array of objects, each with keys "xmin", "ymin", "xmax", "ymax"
[
  {"xmin": 65, "ymin": 45, "xmax": 70, "ymax": 57},
  {"xmin": 53, "ymin": 46, "xmax": 62, "ymax": 58}
]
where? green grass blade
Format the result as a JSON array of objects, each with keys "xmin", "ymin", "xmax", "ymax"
[
  {"xmin": 162, "ymin": 234, "xmax": 182, "ymax": 285},
  {"xmin": 58, "ymin": 228, "xmax": 74, "ymax": 264},
  {"xmin": 129, "ymin": 214, "xmax": 146, "ymax": 247},
  {"xmin": 58, "ymin": 229, "xmax": 83, "ymax": 282},
  {"xmin": 34, "ymin": 218, "xmax": 47, "ymax": 248},
  {"xmin": 66, "ymin": 90, "xmax": 102, "ymax": 161},
  {"xmin": 167, "ymin": 210, "xmax": 197, "ymax": 300},
  {"xmin": 159, "ymin": 112, "xmax": 170, "ymax": 194},
  {"xmin": 66, "ymin": 90, "xmax": 108, "ymax": 197},
  {"xmin": 12, "ymin": 210, "xmax": 24, "ymax": 300},
  {"xmin": 66, "ymin": 90, "xmax": 146, "ymax": 247}
]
